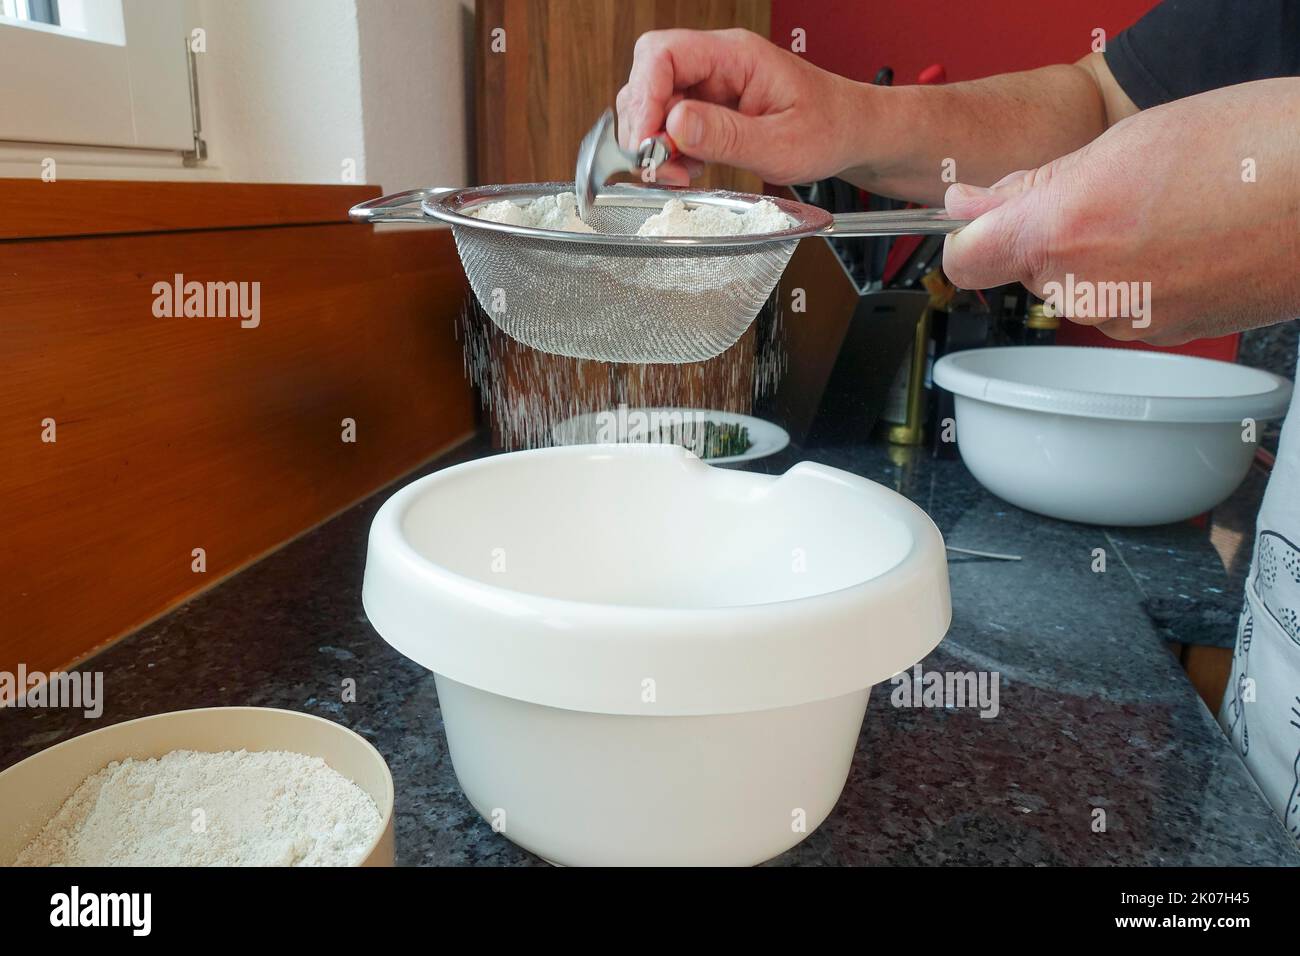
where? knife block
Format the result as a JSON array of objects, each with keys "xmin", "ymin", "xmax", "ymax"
[{"xmin": 759, "ymin": 210, "xmax": 928, "ymax": 446}]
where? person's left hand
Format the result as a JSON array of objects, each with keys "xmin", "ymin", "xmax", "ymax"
[{"xmin": 941, "ymin": 78, "xmax": 1300, "ymax": 345}]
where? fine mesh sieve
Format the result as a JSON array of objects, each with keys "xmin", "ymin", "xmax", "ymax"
[{"xmin": 351, "ymin": 183, "xmax": 967, "ymax": 365}]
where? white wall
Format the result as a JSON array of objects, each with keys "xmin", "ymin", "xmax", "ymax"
[
  {"xmin": 198, "ymin": 0, "xmax": 367, "ymax": 184},
  {"xmin": 355, "ymin": 0, "xmax": 472, "ymax": 193},
  {"xmin": 197, "ymin": 0, "xmax": 471, "ymax": 190}
]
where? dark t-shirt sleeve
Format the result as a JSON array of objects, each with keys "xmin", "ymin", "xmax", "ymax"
[{"xmin": 1105, "ymin": 0, "xmax": 1300, "ymax": 108}]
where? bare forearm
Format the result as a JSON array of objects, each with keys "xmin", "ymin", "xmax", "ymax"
[{"xmin": 833, "ymin": 63, "xmax": 1112, "ymax": 205}]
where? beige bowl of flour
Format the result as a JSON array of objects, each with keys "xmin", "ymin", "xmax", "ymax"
[{"xmin": 0, "ymin": 707, "xmax": 394, "ymax": 866}]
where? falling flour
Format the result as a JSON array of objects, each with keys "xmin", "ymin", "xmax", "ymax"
[
  {"xmin": 471, "ymin": 191, "xmax": 793, "ymax": 237},
  {"xmin": 13, "ymin": 749, "xmax": 383, "ymax": 867}
]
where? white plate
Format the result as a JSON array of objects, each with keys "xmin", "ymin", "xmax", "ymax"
[{"xmin": 551, "ymin": 407, "xmax": 790, "ymax": 465}]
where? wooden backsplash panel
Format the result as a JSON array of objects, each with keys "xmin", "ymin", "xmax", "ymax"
[
  {"xmin": 1, "ymin": 221, "xmax": 475, "ymax": 675},
  {"xmin": 476, "ymin": 0, "xmax": 770, "ymax": 191}
]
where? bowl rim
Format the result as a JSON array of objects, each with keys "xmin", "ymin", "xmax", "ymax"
[
  {"xmin": 372, "ymin": 443, "xmax": 932, "ymax": 617},
  {"xmin": 361, "ymin": 444, "xmax": 953, "ymax": 715},
  {"xmin": 0, "ymin": 706, "xmax": 394, "ymax": 867},
  {"xmin": 932, "ymin": 345, "xmax": 1293, "ymax": 423}
]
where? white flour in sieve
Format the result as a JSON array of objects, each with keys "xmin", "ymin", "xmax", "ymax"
[
  {"xmin": 472, "ymin": 191, "xmax": 793, "ymax": 236},
  {"xmin": 636, "ymin": 197, "xmax": 792, "ymax": 236},
  {"xmin": 13, "ymin": 749, "xmax": 383, "ymax": 867},
  {"xmin": 472, "ymin": 192, "xmax": 596, "ymax": 233}
]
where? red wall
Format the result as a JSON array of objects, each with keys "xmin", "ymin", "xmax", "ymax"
[
  {"xmin": 769, "ymin": 0, "xmax": 1237, "ymax": 361},
  {"xmin": 769, "ymin": 0, "xmax": 1155, "ymax": 84}
]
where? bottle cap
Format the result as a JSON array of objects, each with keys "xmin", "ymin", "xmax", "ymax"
[{"xmin": 1027, "ymin": 302, "xmax": 1059, "ymax": 330}]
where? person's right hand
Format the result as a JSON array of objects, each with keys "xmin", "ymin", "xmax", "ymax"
[
  {"xmin": 616, "ymin": 28, "xmax": 862, "ymax": 186},
  {"xmin": 941, "ymin": 78, "xmax": 1300, "ymax": 346}
]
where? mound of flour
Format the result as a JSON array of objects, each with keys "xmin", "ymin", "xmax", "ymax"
[
  {"xmin": 472, "ymin": 192, "xmax": 596, "ymax": 233},
  {"xmin": 471, "ymin": 191, "xmax": 792, "ymax": 237},
  {"xmin": 13, "ymin": 749, "xmax": 383, "ymax": 867},
  {"xmin": 636, "ymin": 197, "xmax": 792, "ymax": 236}
]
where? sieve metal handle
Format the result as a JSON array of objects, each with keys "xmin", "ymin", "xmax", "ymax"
[
  {"xmin": 824, "ymin": 207, "xmax": 970, "ymax": 237},
  {"xmin": 349, "ymin": 187, "xmax": 453, "ymax": 224}
]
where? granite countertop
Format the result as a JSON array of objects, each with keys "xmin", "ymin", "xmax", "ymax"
[{"xmin": 3, "ymin": 435, "xmax": 1297, "ymax": 865}]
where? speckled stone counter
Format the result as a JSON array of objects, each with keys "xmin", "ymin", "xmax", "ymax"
[{"xmin": 3, "ymin": 436, "xmax": 1297, "ymax": 865}]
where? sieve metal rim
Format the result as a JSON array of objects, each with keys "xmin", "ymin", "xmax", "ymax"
[{"xmin": 421, "ymin": 181, "xmax": 832, "ymax": 248}]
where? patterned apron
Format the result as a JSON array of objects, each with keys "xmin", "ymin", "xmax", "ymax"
[{"xmin": 1221, "ymin": 357, "xmax": 1300, "ymax": 845}]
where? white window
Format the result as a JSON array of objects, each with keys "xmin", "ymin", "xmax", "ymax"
[
  {"xmin": 1, "ymin": 0, "xmax": 126, "ymax": 44},
  {"xmin": 0, "ymin": 0, "xmax": 198, "ymax": 153}
]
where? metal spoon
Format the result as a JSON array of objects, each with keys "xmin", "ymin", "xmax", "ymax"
[{"xmin": 575, "ymin": 108, "xmax": 677, "ymax": 221}]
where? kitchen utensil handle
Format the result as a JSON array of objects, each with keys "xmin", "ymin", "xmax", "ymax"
[
  {"xmin": 349, "ymin": 187, "xmax": 454, "ymax": 223},
  {"xmin": 637, "ymin": 131, "xmax": 680, "ymax": 171},
  {"xmin": 826, "ymin": 207, "xmax": 970, "ymax": 237}
]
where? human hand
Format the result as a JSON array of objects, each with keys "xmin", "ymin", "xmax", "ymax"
[
  {"xmin": 616, "ymin": 28, "xmax": 864, "ymax": 186},
  {"xmin": 942, "ymin": 79, "xmax": 1300, "ymax": 346}
]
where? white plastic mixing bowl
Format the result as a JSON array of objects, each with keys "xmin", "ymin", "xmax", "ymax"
[
  {"xmin": 933, "ymin": 346, "xmax": 1292, "ymax": 526},
  {"xmin": 363, "ymin": 444, "xmax": 950, "ymax": 866}
]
